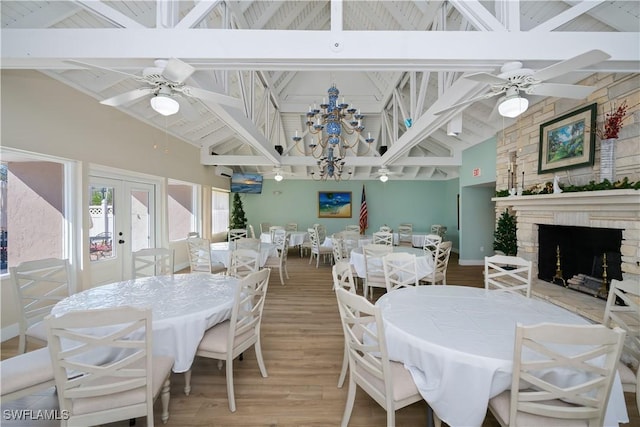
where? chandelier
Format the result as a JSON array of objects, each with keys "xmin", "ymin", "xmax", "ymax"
[{"xmin": 292, "ymin": 85, "xmax": 374, "ymax": 181}]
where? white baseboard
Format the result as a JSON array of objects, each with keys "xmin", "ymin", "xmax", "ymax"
[
  {"xmin": 458, "ymin": 259, "xmax": 484, "ymax": 266},
  {"xmin": 1, "ymin": 323, "xmax": 18, "ymax": 343}
]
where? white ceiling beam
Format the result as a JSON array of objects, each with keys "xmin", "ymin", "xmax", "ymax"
[
  {"xmin": 75, "ymin": 1, "xmax": 146, "ymax": 29},
  {"xmin": 530, "ymin": 1, "xmax": 605, "ymax": 33},
  {"xmin": 331, "ymin": 0, "xmax": 343, "ymax": 32},
  {"xmin": 496, "ymin": 0, "xmax": 520, "ymax": 31},
  {"xmin": 4, "ymin": 30, "xmax": 636, "ymax": 71},
  {"xmin": 4, "ymin": 1, "xmax": 81, "ymax": 28},
  {"xmin": 175, "ymin": 0, "xmax": 222, "ymax": 29},
  {"xmin": 448, "ymin": 0, "xmax": 506, "ymax": 32}
]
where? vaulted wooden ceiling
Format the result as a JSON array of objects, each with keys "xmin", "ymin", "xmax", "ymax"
[{"xmin": 2, "ymin": 1, "xmax": 638, "ymax": 180}]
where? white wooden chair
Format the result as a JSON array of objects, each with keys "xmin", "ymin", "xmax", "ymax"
[
  {"xmin": 333, "ymin": 262, "xmax": 357, "ymax": 389},
  {"xmin": 362, "ymin": 244, "xmax": 393, "ymax": 299},
  {"xmin": 430, "ymin": 224, "xmax": 447, "ymax": 239},
  {"xmin": 264, "ymin": 232, "xmax": 290, "ymax": 285},
  {"xmin": 259, "ymin": 222, "xmax": 271, "ymax": 234},
  {"xmin": 335, "ymin": 288, "xmax": 423, "ymax": 427},
  {"xmin": 227, "ymin": 248, "xmax": 260, "ymax": 278},
  {"xmin": 186, "ymin": 269, "xmax": 270, "ymax": 412},
  {"xmin": 378, "ymin": 225, "xmax": 393, "ymax": 233},
  {"xmin": 421, "ymin": 241, "xmax": 452, "ymax": 285},
  {"xmin": 604, "ymin": 278, "xmax": 640, "ymax": 412},
  {"xmin": 247, "ymin": 224, "xmax": 256, "ymax": 239},
  {"xmin": 382, "ymin": 252, "xmax": 419, "ymax": 292},
  {"xmin": 308, "ymin": 227, "xmax": 333, "ymax": 268},
  {"xmin": 345, "ymin": 225, "xmax": 360, "ymax": 233},
  {"xmin": 484, "ymin": 254, "xmax": 533, "ymax": 297},
  {"xmin": 0, "ymin": 347, "xmax": 55, "ymax": 402},
  {"xmin": 132, "ymin": 248, "xmax": 174, "ymax": 279},
  {"xmin": 228, "ymin": 228, "xmax": 248, "ymax": 242},
  {"xmin": 186, "ymin": 237, "xmax": 217, "ymax": 273},
  {"xmin": 233, "ymin": 237, "xmax": 261, "ymax": 251},
  {"xmin": 45, "ymin": 306, "xmax": 175, "ymax": 426},
  {"xmin": 372, "ymin": 231, "xmax": 393, "ymax": 246},
  {"xmin": 397, "ymin": 223, "xmax": 413, "ymax": 246},
  {"xmin": 285, "ymin": 222, "xmax": 298, "ymax": 232},
  {"xmin": 422, "ymin": 233, "xmax": 442, "ymax": 256},
  {"xmin": 488, "ymin": 323, "xmax": 626, "ymax": 427},
  {"xmin": 10, "ymin": 258, "xmax": 72, "ymax": 353}
]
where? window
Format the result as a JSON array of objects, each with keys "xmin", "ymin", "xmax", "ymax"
[
  {"xmin": 1, "ymin": 149, "xmax": 73, "ymax": 274},
  {"xmin": 168, "ymin": 180, "xmax": 198, "ymax": 241},
  {"xmin": 212, "ymin": 189, "xmax": 229, "ymax": 234}
]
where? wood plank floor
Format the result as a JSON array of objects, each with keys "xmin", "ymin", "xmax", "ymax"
[{"xmin": 2, "ymin": 251, "xmax": 638, "ymax": 426}]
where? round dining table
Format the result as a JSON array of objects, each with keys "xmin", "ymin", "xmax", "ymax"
[
  {"xmin": 52, "ymin": 273, "xmax": 239, "ymax": 376},
  {"xmin": 349, "ymin": 246, "xmax": 433, "ymax": 279},
  {"xmin": 210, "ymin": 241, "xmax": 278, "ymax": 268},
  {"xmin": 375, "ymin": 285, "xmax": 628, "ymax": 427}
]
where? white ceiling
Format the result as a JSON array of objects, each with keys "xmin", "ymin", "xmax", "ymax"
[{"xmin": 2, "ymin": 1, "xmax": 639, "ymax": 180}]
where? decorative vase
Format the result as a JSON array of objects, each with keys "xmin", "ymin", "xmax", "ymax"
[{"xmin": 600, "ymin": 138, "xmax": 617, "ymax": 182}]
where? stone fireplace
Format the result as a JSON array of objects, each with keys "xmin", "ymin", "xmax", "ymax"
[{"xmin": 493, "ymin": 189, "xmax": 640, "ymax": 300}]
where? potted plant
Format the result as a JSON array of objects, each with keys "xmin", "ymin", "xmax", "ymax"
[
  {"xmin": 230, "ymin": 193, "xmax": 247, "ymax": 229},
  {"xmin": 493, "ymin": 209, "xmax": 517, "ymax": 256}
]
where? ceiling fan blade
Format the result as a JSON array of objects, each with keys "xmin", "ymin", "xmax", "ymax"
[
  {"xmin": 434, "ymin": 91, "xmax": 503, "ymax": 115},
  {"xmin": 175, "ymin": 95, "xmax": 199, "ymax": 121},
  {"xmin": 100, "ymin": 88, "xmax": 154, "ymax": 106},
  {"xmin": 526, "ymin": 83, "xmax": 596, "ymax": 99},
  {"xmin": 181, "ymin": 86, "xmax": 243, "ymax": 109},
  {"xmin": 532, "ymin": 49, "xmax": 611, "ymax": 82},
  {"xmin": 64, "ymin": 59, "xmax": 145, "ymax": 82},
  {"xmin": 162, "ymin": 58, "xmax": 195, "ymax": 83},
  {"xmin": 465, "ymin": 72, "xmax": 509, "ymax": 85}
]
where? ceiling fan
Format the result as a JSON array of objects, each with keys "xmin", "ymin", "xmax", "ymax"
[
  {"xmin": 372, "ymin": 167, "xmax": 402, "ymax": 182},
  {"xmin": 65, "ymin": 58, "xmax": 242, "ymax": 118},
  {"xmin": 262, "ymin": 167, "xmax": 296, "ymax": 181},
  {"xmin": 435, "ymin": 49, "xmax": 611, "ymax": 118}
]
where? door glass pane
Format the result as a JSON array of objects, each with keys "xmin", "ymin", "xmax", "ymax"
[
  {"xmin": 130, "ymin": 189, "xmax": 150, "ymax": 252},
  {"xmin": 89, "ymin": 186, "xmax": 114, "ymax": 261}
]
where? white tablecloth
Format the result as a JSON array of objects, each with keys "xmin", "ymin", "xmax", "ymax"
[
  {"xmin": 52, "ymin": 273, "xmax": 238, "ymax": 373},
  {"xmin": 211, "ymin": 241, "xmax": 278, "ymax": 268},
  {"xmin": 410, "ymin": 233, "xmax": 432, "ymax": 248},
  {"xmin": 349, "ymin": 246, "xmax": 433, "ymax": 279},
  {"xmin": 260, "ymin": 231, "xmax": 308, "ymax": 246},
  {"xmin": 376, "ymin": 286, "xmax": 628, "ymax": 427}
]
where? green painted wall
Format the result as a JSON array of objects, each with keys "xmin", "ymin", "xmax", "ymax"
[
  {"xmin": 239, "ymin": 178, "xmax": 460, "ymax": 249},
  {"xmin": 459, "ymin": 137, "xmax": 498, "ymax": 264}
]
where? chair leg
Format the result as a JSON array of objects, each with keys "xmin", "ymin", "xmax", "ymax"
[
  {"xmin": 279, "ymin": 267, "xmax": 285, "ymax": 285},
  {"xmin": 226, "ymin": 358, "xmax": 236, "ymax": 412},
  {"xmin": 337, "ymin": 346, "xmax": 348, "ymax": 388},
  {"xmin": 18, "ymin": 335, "xmax": 27, "ymax": 354},
  {"xmin": 160, "ymin": 376, "xmax": 170, "ymax": 424},
  {"xmin": 255, "ymin": 339, "xmax": 268, "ymax": 378},
  {"xmin": 183, "ymin": 370, "xmax": 191, "ymax": 395},
  {"xmin": 340, "ymin": 377, "xmax": 357, "ymax": 427}
]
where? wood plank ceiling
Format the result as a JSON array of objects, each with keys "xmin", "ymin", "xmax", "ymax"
[{"xmin": 2, "ymin": 1, "xmax": 638, "ymax": 180}]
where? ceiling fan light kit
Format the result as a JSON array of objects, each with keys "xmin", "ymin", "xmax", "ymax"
[
  {"xmin": 150, "ymin": 93, "xmax": 180, "ymax": 116},
  {"xmin": 498, "ymin": 94, "xmax": 529, "ymax": 118},
  {"xmin": 379, "ymin": 174, "xmax": 389, "ymax": 183},
  {"xmin": 274, "ymin": 173, "xmax": 284, "ymax": 182}
]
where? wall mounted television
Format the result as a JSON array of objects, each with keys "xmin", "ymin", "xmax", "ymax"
[{"xmin": 230, "ymin": 173, "xmax": 263, "ymax": 194}]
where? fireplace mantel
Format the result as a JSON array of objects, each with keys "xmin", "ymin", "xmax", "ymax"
[{"xmin": 492, "ymin": 189, "xmax": 640, "ymax": 212}]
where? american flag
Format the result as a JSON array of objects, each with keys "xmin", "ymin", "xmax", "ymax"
[{"xmin": 359, "ymin": 185, "xmax": 368, "ymax": 235}]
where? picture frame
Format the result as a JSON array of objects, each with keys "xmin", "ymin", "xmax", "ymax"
[
  {"xmin": 538, "ymin": 103, "xmax": 596, "ymax": 174},
  {"xmin": 318, "ymin": 191, "xmax": 352, "ymax": 218}
]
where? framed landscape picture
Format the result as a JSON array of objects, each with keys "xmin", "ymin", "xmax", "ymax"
[
  {"xmin": 538, "ymin": 103, "xmax": 596, "ymax": 174},
  {"xmin": 318, "ymin": 191, "xmax": 352, "ymax": 218}
]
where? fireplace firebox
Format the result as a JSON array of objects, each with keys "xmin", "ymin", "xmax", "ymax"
[{"xmin": 538, "ymin": 224, "xmax": 623, "ymax": 297}]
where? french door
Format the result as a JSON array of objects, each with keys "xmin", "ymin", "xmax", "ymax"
[{"xmin": 89, "ymin": 176, "xmax": 157, "ymax": 285}]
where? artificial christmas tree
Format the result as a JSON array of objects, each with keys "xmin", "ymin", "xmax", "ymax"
[
  {"xmin": 230, "ymin": 193, "xmax": 247, "ymax": 229},
  {"xmin": 493, "ymin": 209, "xmax": 517, "ymax": 256}
]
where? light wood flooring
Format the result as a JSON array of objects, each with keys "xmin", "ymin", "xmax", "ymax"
[{"xmin": 2, "ymin": 251, "xmax": 638, "ymax": 426}]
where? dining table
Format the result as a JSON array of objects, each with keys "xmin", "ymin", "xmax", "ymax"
[
  {"xmin": 349, "ymin": 246, "xmax": 434, "ymax": 280},
  {"xmin": 210, "ymin": 241, "xmax": 278, "ymax": 268},
  {"xmin": 51, "ymin": 273, "xmax": 239, "ymax": 382},
  {"xmin": 260, "ymin": 231, "xmax": 308, "ymax": 247},
  {"xmin": 375, "ymin": 285, "xmax": 628, "ymax": 427}
]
